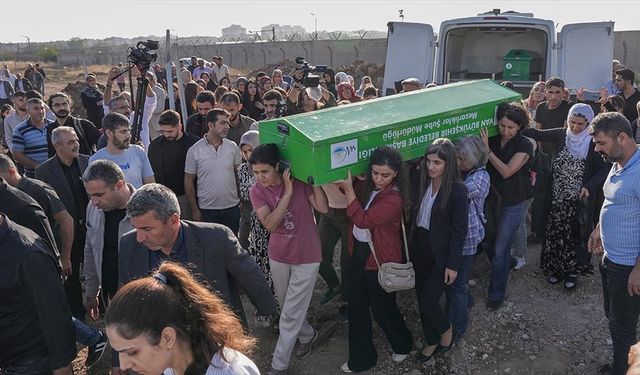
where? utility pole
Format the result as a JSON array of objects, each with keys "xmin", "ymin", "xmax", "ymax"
[{"xmin": 310, "ymin": 13, "xmax": 318, "ymax": 40}]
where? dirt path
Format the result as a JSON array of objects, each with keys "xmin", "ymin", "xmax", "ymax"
[{"xmin": 242, "ymin": 242, "xmax": 609, "ymax": 375}]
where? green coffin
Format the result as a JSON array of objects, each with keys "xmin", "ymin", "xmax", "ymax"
[{"xmin": 258, "ymin": 79, "xmax": 521, "ymax": 185}]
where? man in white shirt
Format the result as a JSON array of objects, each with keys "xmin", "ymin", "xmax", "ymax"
[
  {"xmin": 212, "ymin": 56, "xmax": 230, "ymax": 84},
  {"xmin": 192, "ymin": 59, "xmax": 213, "ymax": 81}
]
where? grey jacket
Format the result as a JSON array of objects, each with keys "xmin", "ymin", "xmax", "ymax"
[
  {"xmin": 83, "ymin": 184, "xmax": 135, "ymax": 299},
  {"xmin": 118, "ymin": 220, "xmax": 278, "ymax": 323}
]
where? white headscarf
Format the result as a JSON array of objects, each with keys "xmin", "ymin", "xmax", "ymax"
[{"xmin": 565, "ymin": 103, "xmax": 595, "ymax": 159}]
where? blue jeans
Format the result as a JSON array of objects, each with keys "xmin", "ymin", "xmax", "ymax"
[
  {"xmin": 511, "ymin": 198, "xmax": 532, "ymax": 259},
  {"xmin": 488, "ymin": 201, "xmax": 527, "ymax": 302},
  {"xmin": 600, "ymin": 257, "xmax": 640, "ymax": 375},
  {"xmin": 201, "ymin": 205, "xmax": 241, "ymax": 234},
  {"xmin": 73, "ymin": 317, "xmax": 101, "ymax": 347},
  {"xmin": 446, "ymin": 255, "xmax": 475, "ymax": 340}
]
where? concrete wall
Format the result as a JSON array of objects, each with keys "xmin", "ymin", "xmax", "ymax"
[
  {"xmin": 56, "ymin": 39, "xmax": 389, "ymax": 70},
  {"xmin": 613, "ymin": 30, "xmax": 640, "ymax": 73},
  {"xmin": 54, "ymin": 31, "xmax": 639, "ymax": 74}
]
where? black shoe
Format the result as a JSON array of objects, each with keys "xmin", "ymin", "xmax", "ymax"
[
  {"xmin": 85, "ymin": 331, "xmax": 107, "ymax": 368},
  {"xmin": 337, "ymin": 304, "xmax": 348, "ymax": 323},
  {"xmin": 509, "ymin": 256, "xmax": 518, "ymax": 270},
  {"xmin": 486, "ymin": 299, "xmax": 503, "ymax": 311},
  {"xmin": 435, "ymin": 340, "xmax": 455, "ymax": 355},
  {"xmin": 564, "ymin": 275, "xmax": 577, "ymax": 289}
]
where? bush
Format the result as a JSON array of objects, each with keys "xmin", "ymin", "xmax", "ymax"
[{"xmin": 37, "ymin": 45, "xmax": 59, "ymax": 62}]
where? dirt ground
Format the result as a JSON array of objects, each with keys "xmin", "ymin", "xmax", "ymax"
[
  {"xmin": 72, "ymin": 241, "xmax": 612, "ymax": 375},
  {"xmin": 26, "ymin": 63, "xmax": 611, "ymax": 374}
]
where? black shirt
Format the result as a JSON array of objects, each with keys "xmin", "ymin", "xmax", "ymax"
[
  {"xmin": 186, "ymin": 113, "xmax": 207, "ymax": 138},
  {"xmin": 102, "ymin": 208, "xmax": 126, "ymax": 296},
  {"xmin": 17, "ymin": 177, "xmax": 66, "ymax": 228},
  {"xmin": 59, "ymin": 156, "xmax": 88, "ymax": 220},
  {"xmin": 148, "ymin": 133, "xmax": 198, "ymax": 196},
  {"xmin": 534, "ymin": 100, "xmax": 573, "ymax": 155},
  {"xmin": 0, "ymin": 178, "xmax": 59, "ymax": 259},
  {"xmin": 0, "ymin": 216, "xmax": 76, "ymax": 369},
  {"xmin": 488, "ymin": 134, "xmax": 534, "ymax": 206},
  {"xmin": 47, "ymin": 116, "xmax": 101, "ymax": 156},
  {"xmin": 605, "ymin": 88, "xmax": 640, "ymax": 123}
]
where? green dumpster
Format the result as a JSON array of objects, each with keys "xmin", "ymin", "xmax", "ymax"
[
  {"xmin": 258, "ymin": 79, "xmax": 521, "ymax": 185},
  {"xmin": 503, "ymin": 49, "xmax": 541, "ymax": 81}
]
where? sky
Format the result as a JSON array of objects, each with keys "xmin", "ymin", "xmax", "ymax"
[{"xmin": 1, "ymin": 0, "xmax": 639, "ymax": 43}]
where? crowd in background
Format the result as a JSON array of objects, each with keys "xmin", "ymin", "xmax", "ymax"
[{"xmin": 1, "ymin": 55, "xmax": 640, "ymax": 375}]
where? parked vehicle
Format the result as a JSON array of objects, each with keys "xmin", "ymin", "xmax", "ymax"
[{"xmin": 382, "ymin": 9, "xmax": 614, "ymax": 96}]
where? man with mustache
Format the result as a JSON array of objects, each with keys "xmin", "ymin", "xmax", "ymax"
[
  {"xmin": 89, "ymin": 112, "xmax": 154, "ymax": 189},
  {"xmin": 47, "ymin": 92, "xmax": 100, "ymax": 156},
  {"xmin": 36, "ymin": 126, "xmax": 90, "ymax": 321}
]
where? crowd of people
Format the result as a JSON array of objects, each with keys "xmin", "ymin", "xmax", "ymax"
[{"xmin": 1, "ymin": 54, "xmax": 640, "ymax": 375}]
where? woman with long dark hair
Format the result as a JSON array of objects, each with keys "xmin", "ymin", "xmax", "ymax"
[
  {"xmin": 105, "ymin": 262, "xmax": 258, "ymax": 375},
  {"xmin": 241, "ymin": 80, "xmax": 263, "ymax": 121},
  {"xmin": 411, "ymin": 138, "xmax": 469, "ymax": 363},
  {"xmin": 335, "ymin": 146, "xmax": 413, "ymax": 373},
  {"xmin": 480, "ymin": 102, "xmax": 534, "ymax": 310},
  {"xmin": 184, "ymin": 82, "xmax": 201, "ymax": 117}
]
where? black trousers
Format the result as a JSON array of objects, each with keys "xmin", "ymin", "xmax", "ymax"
[
  {"xmin": 347, "ymin": 240, "xmax": 412, "ymax": 372},
  {"xmin": 413, "ymin": 227, "xmax": 451, "ymax": 346},
  {"xmin": 63, "ymin": 225, "xmax": 86, "ymax": 320},
  {"xmin": 600, "ymin": 257, "xmax": 640, "ymax": 375}
]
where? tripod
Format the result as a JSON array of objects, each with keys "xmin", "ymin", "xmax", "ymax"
[{"xmin": 111, "ymin": 63, "xmax": 150, "ymax": 145}]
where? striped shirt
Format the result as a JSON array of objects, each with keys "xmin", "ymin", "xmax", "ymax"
[
  {"xmin": 11, "ymin": 119, "xmax": 51, "ymax": 177},
  {"xmin": 462, "ymin": 167, "xmax": 490, "ymax": 255},
  {"xmin": 162, "ymin": 348, "xmax": 259, "ymax": 375},
  {"xmin": 601, "ymin": 146, "xmax": 640, "ymax": 266}
]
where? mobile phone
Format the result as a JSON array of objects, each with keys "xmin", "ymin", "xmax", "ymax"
[
  {"xmin": 278, "ymin": 159, "xmax": 291, "ymax": 174},
  {"xmin": 582, "ymin": 91, "xmax": 600, "ymax": 101}
]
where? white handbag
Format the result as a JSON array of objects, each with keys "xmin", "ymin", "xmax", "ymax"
[{"xmin": 366, "ymin": 218, "xmax": 415, "ymax": 293}]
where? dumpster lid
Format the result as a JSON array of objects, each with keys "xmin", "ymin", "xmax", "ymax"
[
  {"xmin": 279, "ymin": 79, "xmax": 519, "ymax": 143},
  {"xmin": 504, "ymin": 49, "xmax": 535, "ymax": 60}
]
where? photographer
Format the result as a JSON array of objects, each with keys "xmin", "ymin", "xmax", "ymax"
[
  {"xmin": 287, "ymin": 69, "xmax": 336, "ymax": 115},
  {"xmin": 102, "ymin": 67, "xmax": 157, "ymax": 150}
]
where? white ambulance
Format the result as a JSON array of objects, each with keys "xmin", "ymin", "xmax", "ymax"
[{"xmin": 382, "ymin": 9, "xmax": 614, "ymax": 96}]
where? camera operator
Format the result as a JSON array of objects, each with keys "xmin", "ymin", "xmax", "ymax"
[
  {"xmin": 262, "ymin": 89, "xmax": 285, "ymax": 120},
  {"xmin": 102, "ymin": 67, "xmax": 157, "ymax": 151},
  {"xmin": 287, "ymin": 69, "xmax": 336, "ymax": 115}
]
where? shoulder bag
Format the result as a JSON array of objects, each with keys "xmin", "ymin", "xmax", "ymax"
[{"xmin": 366, "ymin": 217, "xmax": 415, "ymax": 293}]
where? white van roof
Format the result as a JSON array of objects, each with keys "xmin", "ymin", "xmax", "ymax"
[{"xmin": 442, "ymin": 9, "xmax": 551, "ymax": 26}]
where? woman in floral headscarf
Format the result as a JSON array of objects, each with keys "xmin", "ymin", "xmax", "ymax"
[{"xmin": 522, "ymin": 103, "xmax": 609, "ymax": 289}]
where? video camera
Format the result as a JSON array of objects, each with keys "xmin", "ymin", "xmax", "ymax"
[
  {"xmin": 294, "ymin": 57, "xmax": 327, "ymax": 87},
  {"xmin": 128, "ymin": 40, "xmax": 159, "ymax": 72}
]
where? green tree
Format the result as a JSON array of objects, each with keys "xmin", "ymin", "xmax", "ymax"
[{"xmin": 36, "ymin": 45, "xmax": 59, "ymax": 62}]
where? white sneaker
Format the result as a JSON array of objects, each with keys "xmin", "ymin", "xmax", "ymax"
[
  {"xmin": 514, "ymin": 257, "xmax": 526, "ymax": 270},
  {"xmin": 340, "ymin": 362, "xmax": 353, "ymax": 373},
  {"xmin": 391, "ymin": 353, "xmax": 408, "ymax": 362}
]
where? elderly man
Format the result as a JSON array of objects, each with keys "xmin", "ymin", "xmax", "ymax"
[
  {"xmin": 401, "ymin": 77, "xmax": 422, "ymax": 93},
  {"xmin": 36, "ymin": 126, "xmax": 90, "ymax": 320},
  {"xmin": 588, "ymin": 112, "xmax": 640, "ymax": 375},
  {"xmin": 119, "ymin": 183, "xmax": 278, "ymax": 325}
]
